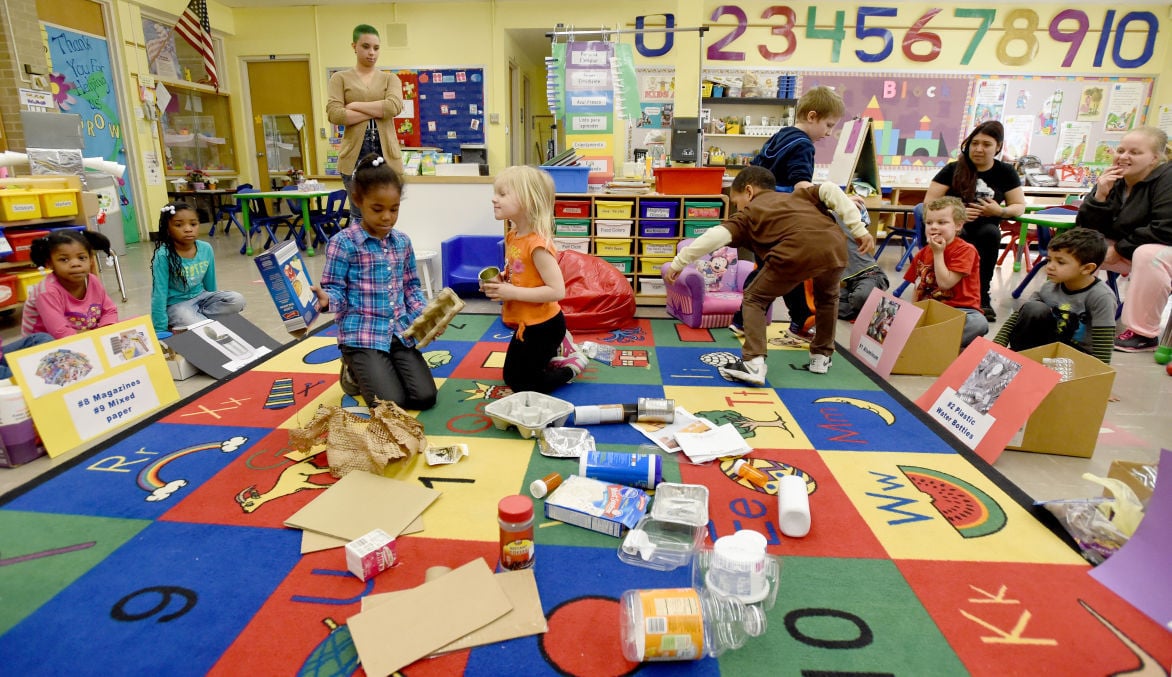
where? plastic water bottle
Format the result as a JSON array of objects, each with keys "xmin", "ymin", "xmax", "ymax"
[{"xmin": 619, "ymin": 587, "xmax": 767, "ymax": 662}]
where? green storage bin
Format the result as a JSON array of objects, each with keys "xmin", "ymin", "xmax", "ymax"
[
  {"xmin": 684, "ymin": 219, "xmax": 721, "ymax": 238},
  {"xmin": 683, "ymin": 200, "xmax": 724, "ymax": 219},
  {"xmin": 602, "ymin": 256, "xmax": 634, "ymax": 274},
  {"xmin": 554, "ymin": 219, "xmax": 590, "ymax": 236}
]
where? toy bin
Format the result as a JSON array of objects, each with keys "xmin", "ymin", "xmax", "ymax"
[
  {"xmin": 595, "ymin": 238, "xmax": 633, "ymax": 256},
  {"xmin": 555, "ymin": 200, "xmax": 591, "ymax": 218},
  {"xmin": 639, "ymin": 277, "xmax": 667, "ymax": 296},
  {"xmin": 553, "ymin": 237, "xmax": 591, "ymax": 254},
  {"xmin": 595, "ymin": 220, "xmax": 633, "ymax": 237},
  {"xmin": 6, "ymin": 230, "xmax": 50, "ymax": 262},
  {"xmin": 554, "ymin": 219, "xmax": 590, "ymax": 236},
  {"xmin": 35, "ymin": 190, "xmax": 80, "ymax": 218},
  {"xmin": 684, "ymin": 220, "xmax": 721, "ymax": 238},
  {"xmin": 652, "ymin": 167, "xmax": 725, "ymax": 195},
  {"xmin": 0, "ymin": 191, "xmax": 42, "ymax": 221},
  {"xmin": 0, "ymin": 273, "xmax": 18, "ymax": 307},
  {"xmin": 641, "ymin": 239, "xmax": 678, "ymax": 256},
  {"xmin": 595, "ymin": 200, "xmax": 635, "ymax": 219},
  {"xmin": 639, "ymin": 200, "xmax": 679, "ymax": 220},
  {"xmin": 639, "ymin": 220, "xmax": 678, "ymax": 238},
  {"xmin": 14, "ymin": 268, "xmax": 49, "ymax": 301},
  {"xmin": 602, "ymin": 256, "xmax": 634, "ymax": 274},
  {"xmin": 684, "ymin": 200, "xmax": 723, "ymax": 219},
  {"xmin": 541, "ymin": 166, "xmax": 591, "ymax": 194},
  {"xmin": 639, "ymin": 257, "xmax": 673, "ymax": 275}
]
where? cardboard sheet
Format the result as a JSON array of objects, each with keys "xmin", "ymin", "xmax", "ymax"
[
  {"xmin": 347, "ymin": 559, "xmax": 512, "ymax": 676},
  {"xmin": 362, "ymin": 568, "xmax": 547, "ymax": 654},
  {"xmin": 162, "ymin": 314, "xmax": 282, "ymax": 379},
  {"xmin": 284, "ymin": 471, "xmax": 439, "ymax": 541},
  {"xmin": 299, "ymin": 516, "xmax": 425, "ymax": 554}
]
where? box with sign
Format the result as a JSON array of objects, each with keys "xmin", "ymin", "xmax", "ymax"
[
  {"xmin": 255, "ymin": 239, "xmax": 320, "ymax": 336},
  {"xmin": 1005, "ymin": 343, "xmax": 1115, "ymax": 458},
  {"xmin": 890, "ymin": 300, "xmax": 964, "ymax": 376}
]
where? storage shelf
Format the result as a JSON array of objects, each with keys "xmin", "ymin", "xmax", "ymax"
[
  {"xmin": 703, "ymin": 98, "xmax": 797, "ymax": 106},
  {"xmin": 0, "ymin": 215, "xmax": 82, "ymax": 229},
  {"xmin": 706, "ymin": 133, "xmax": 774, "ymax": 139}
]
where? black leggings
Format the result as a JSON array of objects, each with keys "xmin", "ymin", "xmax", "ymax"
[
  {"xmin": 503, "ymin": 311, "xmax": 573, "ymax": 394},
  {"xmin": 342, "ymin": 337, "xmax": 437, "ymax": 410},
  {"xmin": 960, "ymin": 219, "xmax": 1001, "ymax": 308}
]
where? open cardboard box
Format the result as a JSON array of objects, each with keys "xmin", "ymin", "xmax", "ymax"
[
  {"xmin": 890, "ymin": 300, "xmax": 964, "ymax": 376},
  {"xmin": 1006, "ymin": 342, "xmax": 1115, "ymax": 458},
  {"xmin": 1105, "ymin": 460, "xmax": 1157, "ymax": 504}
]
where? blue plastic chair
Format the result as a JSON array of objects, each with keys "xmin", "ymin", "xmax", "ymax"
[
  {"xmin": 441, "ymin": 235, "xmax": 506, "ymax": 297},
  {"xmin": 211, "ymin": 183, "xmax": 251, "ymax": 239},
  {"xmin": 307, "ymin": 189, "xmax": 349, "ymax": 248},
  {"xmin": 239, "ymin": 188, "xmax": 294, "ymax": 253},
  {"xmin": 873, "ymin": 204, "xmax": 922, "ymax": 272}
]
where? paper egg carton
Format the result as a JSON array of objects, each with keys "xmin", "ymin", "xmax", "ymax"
[
  {"xmin": 484, "ymin": 391, "xmax": 574, "ymax": 439},
  {"xmin": 403, "ymin": 287, "xmax": 465, "ymax": 348}
]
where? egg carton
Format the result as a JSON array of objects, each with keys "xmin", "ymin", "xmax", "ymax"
[
  {"xmin": 403, "ymin": 287, "xmax": 465, "ymax": 348},
  {"xmin": 484, "ymin": 391, "xmax": 574, "ymax": 439}
]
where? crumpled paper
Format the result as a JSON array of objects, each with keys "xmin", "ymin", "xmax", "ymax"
[{"xmin": 289, "ymin": 401, "xmax": 427, "ymax": 478}]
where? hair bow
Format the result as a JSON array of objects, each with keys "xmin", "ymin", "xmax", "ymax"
[
  {"xmin": 161, "ymin": 205, "xmax": 177, "ymax": 215},
  {"xmin": 371, "ymin": 156, "xmax": 385, "ymax": 167}
]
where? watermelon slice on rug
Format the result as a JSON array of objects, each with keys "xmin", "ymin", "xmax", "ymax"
[{"xmin": 898, "ymin": 466, "xmax": 1008, "ymax": 538}]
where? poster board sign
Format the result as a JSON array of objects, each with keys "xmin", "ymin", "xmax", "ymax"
[
  {"xmin": 9, "ymin": 317, "xmax": 179, "ymax": 458},
  {"xmin": 826, "ymin": 117, "xmax": 880, "ymax": 191},
  {"xmin": 849, "ymin": 288, "xmax": 924, "ymax": 379},
  {"xmin": 162, "ymin": 314, "xmax": 281, "ymax": 380},
  {"xmin": 914, "ymin": 338, "xmax": 1060, "ymax": 464}
]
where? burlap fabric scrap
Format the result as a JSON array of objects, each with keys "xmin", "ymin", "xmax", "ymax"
[{"xmin": 289, "ymin": 401, "xmax": 428, "ymax": 477}]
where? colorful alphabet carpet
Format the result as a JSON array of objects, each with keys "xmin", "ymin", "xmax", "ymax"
[{"xmin": 1, "ymin": 315, "xmax": 1169, "ymax": 676}]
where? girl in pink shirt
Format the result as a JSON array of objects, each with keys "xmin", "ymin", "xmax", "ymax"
[{"xmin": 27, "ymin": 230, "xmax": 118, "ymax": 339}]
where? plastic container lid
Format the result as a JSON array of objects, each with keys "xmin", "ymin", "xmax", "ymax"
[{"xmin": 498, "ymin": 495, "xmax": 534, "ymax": 522}]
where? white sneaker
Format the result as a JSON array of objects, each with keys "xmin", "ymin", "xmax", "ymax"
[
  {"xmin": 808, "ymin": 355, "xmax": 832, "ymax": 374},
  {"xmin": 722, "ymin": 356, "xmax": 766, "ymax": 386}
]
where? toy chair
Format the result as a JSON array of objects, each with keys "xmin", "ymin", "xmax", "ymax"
[
  {"xmin": 211, "ymin": 183, "xmax": 251, "ymax": 242},
  {"xmin": 441, "ymin": 234, "xmax": 505, "ymax": 297},
  {"xmin": 664, "ymin": 239, "xmax": 771, "ymax": 329},
  {"xmin": 873, "ymin": 204, "xmax": 922, "ymax": 272},
  {"xmin": 997, "ymin": 220, "xmax": 1038, "ymax": 269}
]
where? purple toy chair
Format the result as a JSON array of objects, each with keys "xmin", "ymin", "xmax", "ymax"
[{"xmin": 664, "ymin": 239, "xmax": 772, "ymax": 329}]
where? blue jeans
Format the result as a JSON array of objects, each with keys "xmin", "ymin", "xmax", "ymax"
[
  {"xmin": 167, "ymin": 290, "xmax": 247, "ymax": 329},
  {"xmin": 960, "ymin": 307, "xmax": 990, "ymax": 348},
  {"xmin": 0, "ymin": 333, "xmax": 54, "ymax": 380}
]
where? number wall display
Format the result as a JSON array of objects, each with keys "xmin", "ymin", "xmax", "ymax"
[{"xmin": 635, "ymin": 6, "xmax": 1162, "ymax": 70}]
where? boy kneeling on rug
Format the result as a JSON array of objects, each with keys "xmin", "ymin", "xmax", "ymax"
[{"xmin": 663, "ymin": 166, "xmax": 875, "ymax": 386}]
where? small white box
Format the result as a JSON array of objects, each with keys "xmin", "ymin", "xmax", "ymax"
[
  {"xmin": 554, "ymin": 237, "xmax": 591, "ymax": 254},
  {"xmin": 166, "ymin": 353, "xmax": 198, "ymax": 381},
  {"xmin": 254, "ymin": 239, "xmax": 320, "ymax": 335},
  {"xmin": 595, "ymin": 220, "xmax": 633, "ymax": 237},
  {"xmin": 639, "ymin": 277, "xmax": 666, "ymax": 296},
  {"xmin": 345, "ymin": 528, "xmax": 398, "ymax": 581},
  {"xmin": 544, "ymin": 475, "xmax": 649, "ymax": 537}
]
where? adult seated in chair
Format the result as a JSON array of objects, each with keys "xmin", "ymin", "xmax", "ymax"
[{"xmin": 664, "ymin": 239, "xmax": 771, "ymax": 329}]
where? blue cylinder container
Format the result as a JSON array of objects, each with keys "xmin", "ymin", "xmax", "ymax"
[{"xmin": 579, "ymin": 451, "xmax": 663, "ymax": 490}]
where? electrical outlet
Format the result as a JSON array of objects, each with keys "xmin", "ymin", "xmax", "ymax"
[{"xmin": 489, "ymin": 113, "xmax": 500, "ymax": 124}]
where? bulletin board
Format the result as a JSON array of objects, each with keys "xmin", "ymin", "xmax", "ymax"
[{"xmin": 965, "ymin": 75, "xmax": 1154, "ymax": 165}]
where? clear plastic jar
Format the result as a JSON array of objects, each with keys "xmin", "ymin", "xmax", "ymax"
[{"xmin": 619, "ymin": 587, "xmax": 766, "ymax": 662}]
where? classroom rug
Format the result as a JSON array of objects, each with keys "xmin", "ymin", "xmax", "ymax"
[{"xmin": 1, "ymin": 315, "xmax": 1169, "ymax": 676}]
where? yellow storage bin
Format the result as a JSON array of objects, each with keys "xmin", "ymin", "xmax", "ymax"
[
  {"xmin": 639, "ymin": 257, "xmax": 673, "ymax": 275},
  {"xmin": 641, "ymin": 239, "xmax": 678, "ymax": 256},
  {"xmin": 0, "ymin": 191, "xmax": 43, "ymax": 221},
  {"xmin": 595, "ymin": 238, "xmax": 633, "ymax": 256},
  {"xmin": 595, "ymin": 200, "xmax": 634, "ymax": 219},
  {"xmin": 35, "ymin": 190, "xmax": 79, "ymax": 218},
  {"xmin": 14, "ymin": 268, "xmax": 49, "ymax": 302}
]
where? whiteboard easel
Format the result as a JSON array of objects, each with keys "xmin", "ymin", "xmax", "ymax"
[{"xmin": 827, "ymin": 117, "xmax": 880, "ymax": 192}]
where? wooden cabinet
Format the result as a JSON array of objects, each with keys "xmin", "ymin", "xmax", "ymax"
[{"xmin": 553, "ymin": 193, "xmax": 729, "ymax": 305}]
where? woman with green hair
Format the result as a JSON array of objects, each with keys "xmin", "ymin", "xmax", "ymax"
[{"xmin": 326, "ymin": 24, "xmax": 404, "ymax": 222}]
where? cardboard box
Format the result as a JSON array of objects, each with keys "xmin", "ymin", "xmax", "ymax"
[
  {"xmin": 1105, "ymin": 460, "xmax": 1157, "ymax": 504},
  {"xmin": 346, "ymin": 528, "xmax": 398, "ymax": 581},
  {"xmin": 544, "ymin": 474, "xmax": 648, "ymax": 537},
  {"xmin": 1006, "ymin": 342, "xmax": 1115, "ymax": 458},
  {"xmin": 890, "ymin": 300, "xmax": 965, "ymax": 376},
  {"xmin": 254, "ymin": 239, "xmax": 319, "ymax": 335},
  {"xmin": 165, "ymin": 352, "xmax": 198, "ymax": 381}
]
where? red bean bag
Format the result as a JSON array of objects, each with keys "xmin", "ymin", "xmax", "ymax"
[{"xmin": 556, "ymin": 250, "xmax": 636, "ymax": 331}]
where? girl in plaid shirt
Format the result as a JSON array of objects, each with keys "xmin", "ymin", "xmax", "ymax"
[
  {"xmin": 312, "ymin": 154, "xmax": 437, "ymax": 410},
  {"xmin": 481, "ymin": 166, "xmax": 586, "ymax": 394}
]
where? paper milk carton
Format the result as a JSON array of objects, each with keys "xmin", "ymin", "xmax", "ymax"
[
  {"xmin": 254, "ymin": 239, "xmax": 319, "ymax": 336},
  {"xmin": 345, "ymin": 528, "xmax": 398, "ymax": 581}
]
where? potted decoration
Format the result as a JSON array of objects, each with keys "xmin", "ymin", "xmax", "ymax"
[{"xmin": 186, "ymin": 168, "xmax": 209, "ymax": 190}]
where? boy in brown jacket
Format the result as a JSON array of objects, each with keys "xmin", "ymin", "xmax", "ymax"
[{"xmin": 664, "ymin": 166, "xmax": 875, "ymax": 385}]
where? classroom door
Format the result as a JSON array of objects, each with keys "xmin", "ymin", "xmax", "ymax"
[{"xmin": 247, "ymin": 60, "xmax": 314, "ymax": 190}]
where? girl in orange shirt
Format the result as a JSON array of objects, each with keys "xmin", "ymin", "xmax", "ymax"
[{"xmin": 481, "ymin": 166, "xmax": 585, "ymax": 393}]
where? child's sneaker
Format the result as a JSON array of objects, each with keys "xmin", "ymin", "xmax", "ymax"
[
  {"xmin": 808, "ymin": 355, "xmax": 832, "ymax": 374},
  {"xmin": 786, "ymin": 323, "xmax": 813, "ymax": 341},
  {"xmin": 721, "ymin": 356, "xmax": 767, "ymax": 386},
  {"xmin": 339, "ymin": 363, "xmax": 360, "ymax": 396},
  {"xmin": 551, "ymin": 351, "xmax": 588, "ymax": 377},
  {"xmin": 728, "ymin": 322, "xmax": 745, "ymax": 338},
  {"xmin": 553, "ymin": 331, "xmax": 580, "ymax": 359},
  {"xmin": 1114, "ymin": 329, "xmax": 1157, "ymax": 352}
]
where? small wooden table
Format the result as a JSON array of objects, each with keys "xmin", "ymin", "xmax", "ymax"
[{"xmin": 233, "ymin": 189, "xmax": 332, "ymax": 256}]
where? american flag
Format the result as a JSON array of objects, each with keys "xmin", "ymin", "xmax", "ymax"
[{"xmin": 174, "ymin": 0, "xmax": 218, "ymax": 89}]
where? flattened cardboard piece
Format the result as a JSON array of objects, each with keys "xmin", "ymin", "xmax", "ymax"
[
  {"xmin": 1089, "ymin": 449, "xmax": 1172, "ymax": 630},
  {"xmin": 362, "ymin": 568, "xmax": 548, "ymax": 654},
  {"xmin": 890, "ymin": 300, "xmax": 965, "ymax": 376},
  {"xmin": 284, "ymin": 471, "xmax": 440, "ymax": 541},
  {"xmin": 347, "ymin": 558, "xmax": 512, "ymax": 676},
  {"xmin": 915, "ymin": 338, "xmax": 1061, "ymax": 464},
  {"xmin": 849, "ymin": 288, "xmax": 924, "ymax": 379},
  {"xmin": 299, "ymin": 515, "xmax": 425, "ymax": 554},
  {"xmin": 162, "ymin": 314, "xmax": 281, "ymax": 379},
  {"xmin": 1005, "ymin": 342, "xmax": 1116, "ymax": 458}
]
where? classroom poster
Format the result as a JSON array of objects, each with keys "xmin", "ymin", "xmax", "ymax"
[
  {"xmin": 1055, "ymin": 121, "xmax": 1093, "ymax": 164},
  {"xmin": 10, "ymin": 318, "xmax": 179, "ymax": 458},
  {"xmin": 915, "ymin": 339, "xmax": 1060, "ymax": 463},
  {"xmin": 142, "ymin": 19, "xmax": 180, "ymax": 80},
  {"xmin": 849, "ymin": 289, "xmax": 923, "ymax": 379},
  {"xmin": 1001, "ymin": 115, "xmax": 1033, "ymax": 161},
  {"xmin": 1105, "ymin": 83, "xmax": 1144, "ymax": 133},
  {"xmin": 394, "ymin": 71, "xmax": 421, "ymax": 148},
  {"xmin": 563, "ymin": 42, "xmax": 615, "ymax": 178},
  {"xmin": 1077, "ymin": 85, "xmax": 1106, "ymax": 121},
  {"xmin": 972, "ymin": 80, "xmax": 1007, "ymax": 125}
]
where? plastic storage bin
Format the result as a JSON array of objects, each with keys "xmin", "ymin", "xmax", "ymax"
[
  {"xmin": 554, "ymin": 219, "xmax": 590, "ymax": 236},
  {"xmin": 6, "ymin": 230, "xmax": 50, "ymax": 262},
  {"xmin": 641, "ymin": 239, "xmax": 678, "ymax": 256},
  {"xmin": 684, "ymin": 200, "xmax": 723, "ymax": 219},
  {"xmin": 602, "ymin": 256, "xmax": 634, "ymax": 274},
  {"xmin": 553, "ymin": 237, "xmax": 591, "ymax": 254},
  {"xmin": 14, "ymin": 268, "xmax": 48, "ymax": 301},
  {"xmin": 541, "ymin": 166, "xmax": 590, "ymax": 194},
  {"xmin": 639, "ymin": 277, "xmax": 667, "ymax": 296},
  {"xmin": 0, "ymin": 273, "xmax": 17, "ymax": 307},
  {"xmin": 595, "ymin": 238, "xmax": 633, "ymax": 256},
  {"xmin": 640, "ymin": 220, "xmax": 679, "ymax": 238},
  {"xmin": 36, "ymin": 190, "xmax": 80, "ymax": 218},
  {"xmin": 0, "ymin": 191, "xmax": 42, "ymax": 221},
  {"xmin": 595, "ymin": 220, "xmax": 633, "ymax": 237},
  {"xmin": 684, "ymin": 220, "xmax": 722, "ymax": 238},
  {"xmin": 596, "ymin": 200, "xmax": 635, "ymax": 219},
  {"xmin": 653, "ymin": 167, "xmax": 725, "ymax": 195},
  {"xmin": 639, "ymin": 200, "xmax": 679, "ymax": 220},
  {"xmin": 639, "ymin": 257, "xmax": 673, "ymax": 275},
  {"xmin": 554, "ymin": 200, "xmax": 591, "ymax": 218}
]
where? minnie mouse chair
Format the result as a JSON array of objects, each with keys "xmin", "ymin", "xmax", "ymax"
[{"xmin": 663, "ymin": 240, "xmax": 772, "ymax": 329}]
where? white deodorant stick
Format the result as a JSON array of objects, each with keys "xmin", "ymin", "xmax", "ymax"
[{"xmin": 777, "ymin": 474, "xmax": 811, "ymax": 537}]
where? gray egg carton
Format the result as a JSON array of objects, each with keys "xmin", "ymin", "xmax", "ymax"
[{"xmin": 484, "ymin": 391, "xmax": 574, "ymax": 439}]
